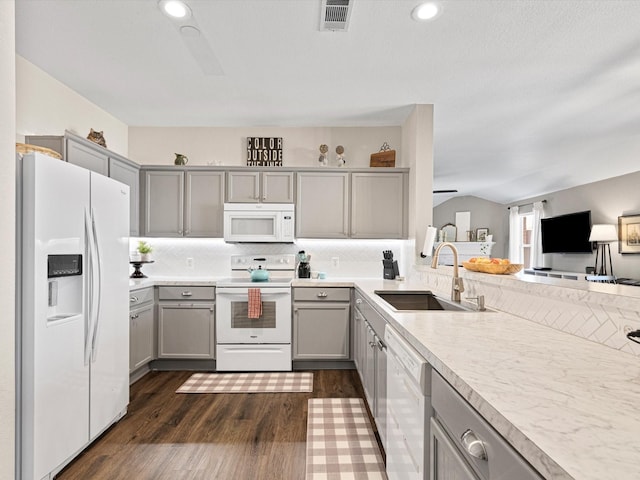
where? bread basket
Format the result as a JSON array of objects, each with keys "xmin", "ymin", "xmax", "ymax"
[{"xmin": 462, "ymin": 262, "xmax": 523, "ymax": 275}]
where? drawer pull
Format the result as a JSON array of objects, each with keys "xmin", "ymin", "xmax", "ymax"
[
  {"xmin": 131, "ymin": 314, "xmax": 139, "ymax": 320},
  {"xmin": 317, "ymin": 292, "xmax": 328, "ymax": 298},
  {"xmin": 355, "ymin": 298, "xmax": 362, "ymax": 304},
  {"xmin": 461, "ymin": 429, "xmax": 488, "ymax": 461},
  {"xmin": 130, "ymin": 296, "xmax": 138, "ymax": 303},
  {"xmin": 181, "ymin": 291, "xmax": 193, "ymax": 297}
]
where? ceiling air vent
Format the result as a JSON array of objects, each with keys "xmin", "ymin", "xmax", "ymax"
[{"xmin": 320, "ymin": 0, "xmax": 353, "ymax": 32}]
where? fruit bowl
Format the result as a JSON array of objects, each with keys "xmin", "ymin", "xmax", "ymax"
[{"xmin": 462, "ymin": 262, "xmax": 523, "ymax": 275}]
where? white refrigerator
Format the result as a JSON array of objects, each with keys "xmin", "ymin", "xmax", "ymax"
[{"xmin": 18, "ymin": 152, "xmax": 130, "ymax": 480}]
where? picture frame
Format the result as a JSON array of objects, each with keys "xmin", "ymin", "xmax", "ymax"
[
  {"xmin": 476, "ymin": 227, "xmax": 489, "ymax": 242},
  {"xmin": 618, "ymin": 214, "xmax": 640, "ymax": 254}
]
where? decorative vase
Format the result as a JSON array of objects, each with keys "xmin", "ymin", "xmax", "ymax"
[{"xmin": 140, "ymin": 253, "xmax": 152, "ymax": 262}]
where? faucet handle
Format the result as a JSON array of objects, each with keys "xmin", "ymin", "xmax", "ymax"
[{"xmin": 466, "ymin": 295, "xmax": 485, "ymax": 311}]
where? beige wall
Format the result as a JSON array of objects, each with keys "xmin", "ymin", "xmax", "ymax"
[
  {"xmin": 16, "ymin": 56, "xmax": 129, "ymax": 156},
  {"xmin": 128, "ymin": 126, "xmax": 402, "ymax": 168},
  {"xmin": 1, "ymin": 2, "xmax": 16, "ymax": 479},
  {"xmin": 402, "ymin": 105, "xmax": 434, "ymax": 257}
]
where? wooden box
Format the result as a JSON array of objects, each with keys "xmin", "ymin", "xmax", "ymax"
[{"xmin": 370, "ymin": 150, "xmax": 396, "ymax": 167}]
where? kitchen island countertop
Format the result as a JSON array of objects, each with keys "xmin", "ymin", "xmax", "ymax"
[{"xmin": 352, "ymin": 278, "xmax": 640, "ymax": 480}]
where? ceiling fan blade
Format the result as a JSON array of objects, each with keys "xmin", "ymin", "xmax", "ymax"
[
  {"xmin": 433, "ymin": 189, "xmax": 458, "ymax": 194},
  {"xmin": 179, "ymin": 25, "xmax": 224, "ymax": 76}
]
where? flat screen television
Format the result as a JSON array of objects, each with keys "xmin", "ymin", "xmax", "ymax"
[{"xmin": 541, "ymin": 210, "xmax": 592, "ymax": 254}]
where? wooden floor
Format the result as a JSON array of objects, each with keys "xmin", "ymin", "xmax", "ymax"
[{"xmin": 56, "ymin": 370, "xmax": 369, "ymax": 480}]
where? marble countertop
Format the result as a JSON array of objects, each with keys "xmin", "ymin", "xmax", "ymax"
[
  {"xmin": 353, "ymin": 278, "xmax": 640, "ymax": 480},
  {"xmin": 129, "ymin": 275, "xmax": 640, "ymax": 479}
]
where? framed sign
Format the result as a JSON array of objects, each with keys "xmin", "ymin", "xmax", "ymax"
[
  {"xmin": 247, "ymin": 137, "xmax": 283, "ymax": 166},
  {"xmin": 618, "ymin": 214, "xmax": 640, "ymax": 253}
]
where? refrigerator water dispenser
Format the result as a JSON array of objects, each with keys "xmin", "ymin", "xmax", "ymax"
[{"xmin": 47, "ymin": 254, "xmax": 83, "ymax": 321}]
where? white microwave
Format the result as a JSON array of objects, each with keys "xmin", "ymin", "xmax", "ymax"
[{"xmin": 223, "ymin": 203, "xmax": 295, "ymax": 243}]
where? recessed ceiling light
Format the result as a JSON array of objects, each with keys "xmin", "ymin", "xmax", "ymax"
[
  {"xmin": 159, "ymin": 0, "xmax": 191, "ymax": 20},
  {"xmin": 411, "ymin": 2, "xmax": 441, "ymax": 21}
]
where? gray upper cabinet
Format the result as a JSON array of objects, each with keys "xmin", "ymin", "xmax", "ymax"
[
  {"xmin": 296, "ymin": 172, "xmax": 349, "ymax": 238},
  {"xmin": 227, "ymin": 170, "xmax": 294, "ymax": 203},
  {"xmin": 109, "ymin": 156, "xmax": 140, "ymax": 236},
  {"xmin": 142, "ymin": 169, "xmax": 225, "ymax": 237},
  {"xmin": 26, "ymin": 132, "xmax": 141, "ymax": 235},
  {"xmin": 143, "ymin": 170, "xmax": 185, "ymax": 237},
  {"xmin": 66, "ymin": 137, "xmax": 109, "ymax": 176},
  {"xmin": 262, "ymin": 171, "xmax": 294, "ymax": 202},
  {"xmin": 185, "ymin": 171, "xmax": 225, "ymax": 237},
  {"xmin": 351, "ymin": 172, "xmax": 407, "ymax": 239}
]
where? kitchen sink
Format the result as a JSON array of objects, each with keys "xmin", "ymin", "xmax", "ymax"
[{"xmin": 374, "ymin": 290, "xmax": 474, "ymax": 312}]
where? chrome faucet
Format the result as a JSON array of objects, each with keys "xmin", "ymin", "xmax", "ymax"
[{"xmin": 431, "ymin": 242, "xmax": 465, "ymax": 302}]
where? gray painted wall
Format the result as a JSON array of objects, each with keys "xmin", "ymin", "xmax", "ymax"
[
  {"xmin": 435, "ymin": 169, "xmax": 640, "ymax": 279},
  {"xmin": 508, "ymin": 170, "xmax": 640, "ymax": 279},
  {"xmin": 433, "ymin": 196, "xmax": 507, "ymax": 258}
]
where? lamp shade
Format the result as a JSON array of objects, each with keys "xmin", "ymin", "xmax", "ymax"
[{"xmin": 589, "ymin": 224, "xmax": 618, "ymax": 242}]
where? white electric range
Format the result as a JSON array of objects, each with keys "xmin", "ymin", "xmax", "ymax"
[{"xmin": 215, "ymin": 254, "xmax": 295, "ymax": 371}]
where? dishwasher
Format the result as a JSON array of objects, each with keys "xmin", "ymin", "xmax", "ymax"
[{"xmin": 385, "ymin": 325, "xmax": 432, "ymax": 480}]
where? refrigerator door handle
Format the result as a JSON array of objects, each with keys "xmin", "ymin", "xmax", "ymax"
[
  {"xmin": 90, "ymin": 208, "xmax": 103, "ymax": 362},
  {"xmin": 84, "ymin": 208, "xmax": 95, "ymax": 366}
]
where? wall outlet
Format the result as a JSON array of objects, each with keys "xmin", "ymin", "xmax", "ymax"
[
  {"xmin": 186, "ymin": 257, "xmax": 194, "ymax": 268},
  {"xmin": 332, "ymin": 257, "xmax": 339, "ymax": 268}
]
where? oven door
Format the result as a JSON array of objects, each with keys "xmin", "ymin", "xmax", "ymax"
[{"xmin": 216, "ymin": 286, "xmax": 291, "ymax": 343}]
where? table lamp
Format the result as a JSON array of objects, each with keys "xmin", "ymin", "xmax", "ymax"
[{"xmin": 588, "ymin": 224, "xmax": 617, "ymax": 277}]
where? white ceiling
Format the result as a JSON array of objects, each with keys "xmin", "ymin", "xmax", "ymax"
[{"xmin": 15, "ymin": 0, "xmax": 640, "ymax": 205}]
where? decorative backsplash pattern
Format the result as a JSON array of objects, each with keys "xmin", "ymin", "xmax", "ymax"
[{"xmin": 413, "ymin": 266, "xmax": 640, "ymax": 358}]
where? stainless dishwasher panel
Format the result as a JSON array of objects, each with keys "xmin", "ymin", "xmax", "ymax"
[
  {"xmin": 432, "ymin": 372, "xmax": 543, "ymax": 480},
  {"xmin": 385, "ymin": 325, "xmax": 432, "ymax": 480}
]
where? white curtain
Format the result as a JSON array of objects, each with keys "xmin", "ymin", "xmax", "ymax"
[
  {"xmin": 508, "ymin": 206, "xmax": 522, "ymax": 263},
  {"xmin": 530, "ymin": 201, "xmax": 546, "ymax": 268}
]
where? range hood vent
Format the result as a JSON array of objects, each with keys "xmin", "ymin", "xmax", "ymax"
[{"xmin": 320, "ymin": 0, "xmax": 353, "ymax": 32}]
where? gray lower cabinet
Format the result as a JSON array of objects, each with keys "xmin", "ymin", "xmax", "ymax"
[
  {"xmin": 157, "ymin": 286, "xmax": 215, "ymax": 359},
  {"xmin": 109, "ymin": 156, "xmax": 140, "ymax": 236},
  {"xmin": 293, "ymin": 287, "xmax": 350, "ymax": 360},
  {"xmin": 431, "ymin": 372, "xmax": 543, "ymax": 480},
  {"xmin": 296, "ymin": 172, "xmax": 349, "ymax": 238},
  {"xmin": 142, "ymin": 169, "xmax": 225, "ymax": 237},
  {"xmin": 129, "ymin": 287, "xmax": 155, "ymax": 374},
  {"xmin": 354, "ymin": 289, "xmax": 387, "ymax": 447}
]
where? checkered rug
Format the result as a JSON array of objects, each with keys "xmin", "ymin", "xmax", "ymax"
[
  {"xmin": 306, "ymin": 398, "xmax": 387, "ymax": 479},
  {"xmin": 176, "ymin": 372, "xmax": 313, "ymax": 393}
]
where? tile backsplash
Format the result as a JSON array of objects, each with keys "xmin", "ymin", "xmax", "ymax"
[
  {"xmin": 413, "ymin": 266, "xmax": 640, "ymax": 358},
  {"xmin": 130, "ymin": 238, "xmax": 415, "ymax": 279}
]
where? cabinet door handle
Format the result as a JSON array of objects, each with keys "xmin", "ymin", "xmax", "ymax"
[
  {"xmin": 461, "ymin": 429, "xmax": 488, "ymax": 461},
  {"xmin": 317, "ymin": 292, "xmax": 328, "ymax": 298},
  {"xmin": 355, "ymin": 298, "xmax": 362, "ymax": 304},
  {"xmin": 181, "ymin": 291, "xmax": 193, "ymax": 297},
  {"xmin": 131, "ymin": 314, "xmax": 139, "ymax": 320},
  {"xmin": 130, "ymin": 296, "xmax": 138, "ymax": 303}
]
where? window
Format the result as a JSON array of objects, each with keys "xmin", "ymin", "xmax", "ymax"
[{"xmin": 520, "ymin": 213, "xmax": 534, "ymax": 269}]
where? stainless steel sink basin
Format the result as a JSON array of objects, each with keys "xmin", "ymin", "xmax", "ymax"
[{"xmin": 374, "ymin": 290, "xmax": 472, "ymax": 312}]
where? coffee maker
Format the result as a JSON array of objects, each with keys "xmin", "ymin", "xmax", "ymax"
[{"xmin": 296, "ymin": 250, "xmax": 311, "ymax": 278}]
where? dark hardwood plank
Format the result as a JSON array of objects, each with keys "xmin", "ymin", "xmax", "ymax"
[{"xmin": 56, "ymin": 370, "xmax": 366, "ymax": 480}]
